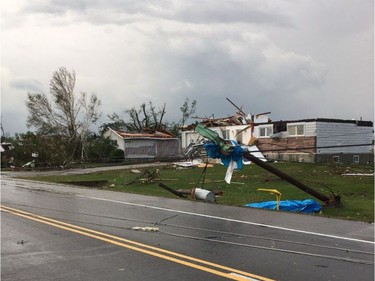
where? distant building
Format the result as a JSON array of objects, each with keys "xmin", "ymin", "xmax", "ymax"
[
  {"xmin": 180, "ymin": 117, "xmax": 374, "ymax": 164},
  {"xmin": 103, "ymin": 128, "xmax": 179, "ymax": 159},
  {"xmin": 1, "ymin": 142, "xmax": 14, "ymax": 167},
  {"xmin": 254, "ymin": 118, "xmax": 373, "ymax": 164}
]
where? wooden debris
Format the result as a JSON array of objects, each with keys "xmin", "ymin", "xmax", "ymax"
[{"xmin": 131, "ymin": 169, "xmax": 142, "ymax": 173}]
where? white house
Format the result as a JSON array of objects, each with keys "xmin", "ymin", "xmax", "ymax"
[{"xmin": 104, "ymin": 128, "xmax": 179, "ymax": 159}]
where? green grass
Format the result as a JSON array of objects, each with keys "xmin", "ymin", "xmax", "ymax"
[{"xmin": 21, "ymin": 162, "xmax": 374, "ymax": 222}]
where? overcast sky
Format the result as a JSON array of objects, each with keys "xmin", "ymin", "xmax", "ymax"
[{"xmin": 1, "ymin": 0, "xmax": 374, "ymax": 135}]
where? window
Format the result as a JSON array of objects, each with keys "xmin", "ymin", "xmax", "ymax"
[
  {"xmin": 221, "ymin": 129, "xmax": 229, "ymax": 139},
  {"xmin": 287, "ymin": 124, "xmax": 305, "ymax": 136},
  {"xmin": 273, "ymin": 121, "xmax": 287, "ymax": 133},
  {"xmin": 353, "ymin": 155, "xmax": 359, "ymax": 163},
  {"xmin": 259, "ymin": 126, "xmax": 273, "ymax": 137}
]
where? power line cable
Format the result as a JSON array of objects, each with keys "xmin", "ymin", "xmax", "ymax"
[{"xmin": 253, "ymin": 143, "xmax": 373, "ymax": 153}]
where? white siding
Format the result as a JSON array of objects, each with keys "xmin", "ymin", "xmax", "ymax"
[
  {"xmin": 103, "ymin": 129, "xmax": 125, "ymax": 151},
  {"xmin": 181, "ymin": 131, "xmax": 201, "ymax": 150},
  {"xmin": 254, "ymin": 122, "xmax": 316, "ymax": 138},
  {"xmin": 180, "ymin": 124, "xmax": 253, "ymax": 150},
  {"xmin": 304, "ymin": 122, "xmax": 317, "ymax": 137},
  {"xmin": 223, "ymin": 125, "xmax": 252, "ymax": 144},
  {"xmin": 316, "ymin": 122, "xmax": 373, "ymax": 154}
]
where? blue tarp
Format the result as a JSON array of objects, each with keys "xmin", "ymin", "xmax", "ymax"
[{"xmin": 244, "ymin": 199, "xmax": 321, "ymax": 214}]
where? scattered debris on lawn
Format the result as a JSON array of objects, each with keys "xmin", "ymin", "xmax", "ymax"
[
  {"xmin": 131, "ymin": 169, "xmax": 142, "ymax": 173},
  {"xmin": 341, "ymin": 173, "xmax": 374, "ymax": 176},
  {"xmin": 124, "ymin": 169, "xmax": 161, "ymax": 185},
  {"xmin": 173, "ymin": 159, "xmax": 213, "ymax": 169}
]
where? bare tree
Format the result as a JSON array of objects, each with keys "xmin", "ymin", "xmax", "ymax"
[
  {"xmin": 104, "ymin": 98, "xmax": 196, "ymax": 136},
  {"xmin": 26, "ymin": 67, "xmax": 101, "ymax": 162},
  {"xmin": 124, "ymin": 101, "xmax": 166, "ymax": 131}
]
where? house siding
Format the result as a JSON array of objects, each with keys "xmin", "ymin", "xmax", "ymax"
[
  {"xmin": 104, "ymin": 128, "xmax": 179, "ymax": 159},
  {"xmin": 304, "ymin": 122, "xmax": 317, "ymax": 137},
  {"xmin": 124, "ymin": 139, "xmax": 156, "ymax": 158},
  {"xmin": 124, "ymin": 139, "xmax": 179, "ymax": 158},
  {"xmin": 103, "ymin": 129, "xmax": 125, "ymax": 151},
  {"xmin": 181, "ymin": 124, "xmax": 253, "ymax": 150},
  {"xmin": 254, "ymin": 120, "xmax": 373, "ymax": 164},
  {"xmin": 316, "ymin": 122, "xmax": 373, "ymax": 154}
]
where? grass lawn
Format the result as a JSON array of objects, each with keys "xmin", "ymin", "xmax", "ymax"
[{"xmin": 21, "ymin": 162, "xmax": 374, "ymax": 222}]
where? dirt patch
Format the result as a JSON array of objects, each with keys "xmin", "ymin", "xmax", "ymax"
[{"xmin": 60, "ymin": 180, "xmax": 108, "ymax": 187}]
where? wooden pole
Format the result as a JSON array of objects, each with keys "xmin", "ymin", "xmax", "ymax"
[{"xmin": 243, "ymin": 152, "xmax": 340, "ymax": 205}]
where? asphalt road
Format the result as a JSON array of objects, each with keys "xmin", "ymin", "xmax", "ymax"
[{"xmin": 1, "ymin": 171, "xmax": 374, "ymax": 281}]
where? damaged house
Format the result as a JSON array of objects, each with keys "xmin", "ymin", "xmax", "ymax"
[
  {"xmin": 103, "ymin": 128, "xmax": 179, "ymax": 160},
  {"xmin": 181, "ymin": 116, "xmax": 374, "ymax": 164},
  {"xmin": 180, "ymin": 114, "xmax": 256, "ymax": 152},
  {"xmin": 254, "ymin": 118, "xmax": 374, "ymax": 164}
]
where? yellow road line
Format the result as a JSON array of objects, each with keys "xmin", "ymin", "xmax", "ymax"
[{"xmin": 1, "ymin": 204, "xmax": 274, "ymax": 281}]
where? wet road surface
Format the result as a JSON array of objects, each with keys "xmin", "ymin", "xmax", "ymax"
[{"xmin": 1, "ymin": 174, "xmax": 374, "ymax": 281}]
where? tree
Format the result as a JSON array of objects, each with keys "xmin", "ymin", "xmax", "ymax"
[
  {"xmin": 10, "ymin": 132, "xmax": 69, "ymax": 167},
  {"xmin": 26, "ymin": 67, "xmax": 101, "ymax": 163},
  {"xmin": 85, "ymin": 133, "xmax": 117, "ymax": 162},
  {"xmin": 124, "ymin": 101, "xmax": 167, "ymax": 132},
  {"xmin": 179, "ymin": 98, "xmax": 197, "ymax": 127},
  {"xmin": 99, "ymin": 113, "xmax": 127, "ymax": 134},
  {"xmin": 102, "ymin": 98, "xmax": 197, "ymax": 136}
]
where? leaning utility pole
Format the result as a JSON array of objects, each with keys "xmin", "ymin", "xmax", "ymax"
[{"xmin": 242, "ymin": 152, "xmax": 341, "ymax": 206}]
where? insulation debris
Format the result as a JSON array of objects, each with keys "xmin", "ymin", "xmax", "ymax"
[{"xmin": 132, "ymin": 226, "xmax": 159, "ymax": 232}]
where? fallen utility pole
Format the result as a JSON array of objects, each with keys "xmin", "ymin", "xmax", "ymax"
[
  {"xmin": 243, "ymin": 152, "xmax": 342, "ymax": 206},
  {"xmin": 159, "ymin": 183, "xmax": 186, "ymax": 198}
]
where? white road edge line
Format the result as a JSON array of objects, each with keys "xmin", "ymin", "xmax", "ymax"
[{"xmin": 77, "ymin": 195, "xmax": 374, "ymax": 245}]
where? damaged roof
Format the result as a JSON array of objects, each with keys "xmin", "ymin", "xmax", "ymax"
[
  {"xmin": 182, "ymin": 115, "xmax": 373, "ymax": 131},
  {"xmin": 182, "ymin": 113, "xmax": 254, "ymax": 131},
  {"xmin": 109, "ymin": 128, "xmax": 177, "ymax": 139}
]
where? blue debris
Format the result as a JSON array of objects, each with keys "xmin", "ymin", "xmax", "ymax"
[
  {"xmin": 203, "ymin": 141, "xmax": 244, "ymax": 170},
  {"xmin": 244, "ymin": 199, "xmax": 321, "ymax": 214}
]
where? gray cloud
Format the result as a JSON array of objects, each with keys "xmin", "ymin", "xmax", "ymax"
[
  {"xmin": 9, "ymin": 78, "xmax": 44, "ymax": 92},
  {"xmin": 1, "ymin": 0, "xmax": 373, "ymax": 135},
  {"xmin": 18, "ymin": 0, "xmax": 292, "ymax": 27}
]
